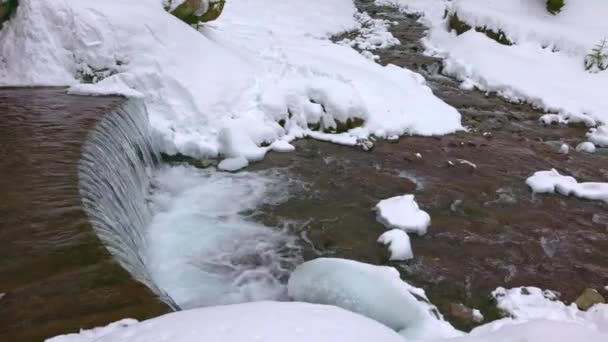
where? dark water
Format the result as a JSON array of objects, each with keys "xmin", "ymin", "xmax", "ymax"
[
  {"xmin": 250, "ymin": 0, "xmax": 608, "ymax": 329},
  {"xmin": 0, "ymin": 88, "xmax": 167, "ymax": 342}
]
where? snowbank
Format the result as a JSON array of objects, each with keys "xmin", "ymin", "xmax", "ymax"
[
  {"xmin": 378, "ymin": 229, "xmax": 413, "ymax": 260},
  {"xmin": 287, "ymin": 258, "xmax": 460, "ymax": 340},
  {"xmin": 46, "ymin": 301, "xmax": 405, "ymax": 342},
  {"xmin": 0, "ymin": 0, "xmax": 461, "ymax": 162},
  {"xmin": 378, "ymin": 0, "xmax": 608, "ymax": 131},
  {"xmin": 526, "ymin": 169, "xmax": 608, "ymax": 203},
  {"xmin": 375, "ymin": 194, "xmax": 431, "ymax": 235}
]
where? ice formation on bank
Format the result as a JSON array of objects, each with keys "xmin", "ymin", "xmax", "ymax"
[
  {"xmin": 0, "ymin": 0, "xmax": 461, "ymax": 162},
  {"xmin": 375, "ymin": 194, "xmax": 431, "ymax": 235},
  {"xmin": 287, "ymin": 258, "xmax": 460, "ymax": 340},
  {"xmin": 377, "ymin": 229, "xmax": 414, "ymax": 260},
  {"xmin": 377, "ymin": 0, "xmax": 608, "ymax": 134},
  {"xmin": 46, "ymin": 302, "xmax": 405, "ymax": 342},
  {"xmin": 48, "ymin": 261, "xmax": 608, "ymax": 342},
  {"xmin": 576, "ymin": 142, "xmax": 596, "ymax": 154},
  {"xmin": 526, "ymin": 169, "xmax": 608, "ymax": 203}
]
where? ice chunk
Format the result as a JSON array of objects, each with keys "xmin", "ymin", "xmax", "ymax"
[
  {"xmin": 526, "ymin": 169, "xmax": 608, "ymax": 203},
  {"xmin": 287, "ymin": 258, "xmax": 460, "ymax": 340},
  {"xmin": 46, "ymin": 301, "xmax": 404, "ymax": 342},
  {"xmin": 526, "ymin": 169, "xmax": 577, "ymax": 194},
  {"xmin": 375, "ymin": 195, "xmax": 430, "ymax": 235},
  {"xmin": 576, "ymin": 142, "xmax": 596, "ymax": 154},
  {"xmin": 377, "ymin": 229, "xmax": 413, "ymax": 261},
  {"xmin": 218, "ymin": 156, "xmax": 249, "ymax": 172},
  {"xmin": 558, "ymin": 144, "xmax": 569, "ymax": 154}
]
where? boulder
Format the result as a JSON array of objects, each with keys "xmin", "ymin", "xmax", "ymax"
[{"xmin": 575, "ymin": 288, "xmax": 605, "ymax": 311}]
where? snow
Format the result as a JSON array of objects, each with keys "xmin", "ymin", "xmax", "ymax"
[
  {"xmin": 558, "ymin": 143, "xmax": 569, "ymax": 154},
  {"xmin": 217, "ymin": 156, "xmax": 249, "ymax": 171},
  {"xmin": 472, "ymin": 309, "xmax": 484, "ymax": 323},
  {"xmin": 576, "ymin": 142, "xmax": 596, "ymax": 154},
  {"xmin": 378, "ymin": 0, "xmax": 608, "ymax": 138},
  {"xmin": 0, "ymin": 0, "xmax": 461, "ymax": 163},
  {"xmin": 526, "ymin": 169, "xmax": 608, "ymax": 203},
  {"xmin": 587, "ymin": 125, "xmax": 608, "ymax": 147},
  {"xmin": 377, "ymin": 229, "xmax": 414, "ymax": 260},
  {"xmin": 46, "ymin": 302, "xmax": 405, "ymax": 342},
  {"xmin": 375, "ymin": 195, "xmax": 431, "ymax": 235},
  {"xmin": 287, "ymin": 258, "xmax": 460, "ymax": 340},
  {"xmin": 146, "ymin": 166, "xmax": 300, "ymax": 309}
]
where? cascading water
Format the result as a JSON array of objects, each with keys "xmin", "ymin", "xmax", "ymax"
[
  {"xmin": 78, "ymin": 99, "xmax": 301, "ymax": 311},
  {"xmin": 78, "ymin": 99, "xmax": 178, "ymax": 309}
]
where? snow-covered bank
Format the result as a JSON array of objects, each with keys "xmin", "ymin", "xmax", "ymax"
[
  {"xmin": 526, "ymin": 169, "xmax": 608, "ymax": 203},
  {"xmin": 0, "ymin": 0, "xmax": 461, "ymax": 163},
  {"xmin": 46, "ymin": 302, "xmax": 405, "ymax": 342},
  {"xmin": 377, "ymin": 0, "xmax": 608, "ymax": 131},
  {"xmin": 146, "ymin": 165, "xmax": 300, "ymax": 309},
  {"xmin": 48, "ymin": 259, "xmax": 608, "ymax": 342}
]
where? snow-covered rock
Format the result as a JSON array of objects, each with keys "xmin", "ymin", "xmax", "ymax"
[
  {"xmin": 375, "ymin": 194, "xmax": 431, "ymax": 235},
  {"xmin": 587, "ymin": 126, "xmax": 608, "ymax": 147},
  {"xmin": 558, "ymin": 143, "xmax": 569, "ymax": 154},
  {"xmin": 576, "ymin": 142, "xmax": 596, "ymax": 154},
  {"xmin": 377, "ymin": 229, "xmax": 413, "ymax": 260},
  {"xmin": 217, "ymin": 156, "xmax": 249, "ymax": 171},
  {"xmin": 46, "ymin": 301, "xmax": 405, "ymax": 342},
  {"xmin": 526, "ymin": 169, "xmax": 608, "ymax": 203},
  {"xmin": 287, "ymin": 258, "xmax": 460, "ymax": 340}
]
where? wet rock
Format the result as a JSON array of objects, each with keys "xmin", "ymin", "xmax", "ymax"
[
  {"xmin": 575, "ymin": 288, "xmax": 605, "ymax": 310},
  {"xmin": 546, "ymin": 0, "xmax": 565, "ymax": 15},
  {"xmin": 356, "ymin": 138, "xmax": 374, "ymax": 152},
  {"xmin": 0, "ymin": 292, "xmax": 5, "ymax": 301},
  {"xmin": 447, "ymin": 303, "xmax": 476, "ymax": 325}
]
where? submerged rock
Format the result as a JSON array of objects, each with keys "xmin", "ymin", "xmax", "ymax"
[
  {"xmin": 546, "ymin": 0, "xmax": 565, "ymax": 15},
  {"xmin": 575, "ymin": 288, "xmax": 605, "ymax": 310}
]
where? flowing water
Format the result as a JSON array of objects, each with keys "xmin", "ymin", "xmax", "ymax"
[{"xmin": 0, "ymin": 88, "xmax": 167, "ymax": 342}]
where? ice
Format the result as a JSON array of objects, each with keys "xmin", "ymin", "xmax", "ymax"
[
  {"xmin": 287, "ymin": 258, "xmax": 460, "ymax": 340},
  {"xmin": 0, "ymin": 0, "xmax": 461, "ymax": 163},
  {"xmin": 576, "ymin": 142, "xmax": 596, "ymax": 154},
  {"xmin": 558, "ymin": 143, "xmax": 569, "ymax": 154},
  {"xmin": 526, "ymin": 169, "xmax": 608, "ymax": 203},
  {"xmin": 46, "ymin": 301, "xmax": 404, "ymax": 342},
  {"xmin": 375, "ymin": 195, "xmax": 431, "ymax": 235},
  {"xmin": 217, "ymin": 156, "xmax": 249, "ymax": 172},
  {"xmin": 377, "ymin": 229, "xmax": 414, "ymax": 261},
  {"xmin": 146, "ymin": 165, "xmax": 300, "ymax": 309}
]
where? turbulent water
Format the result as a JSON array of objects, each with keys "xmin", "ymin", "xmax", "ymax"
[{"xmin": 78, "ymin": 100, "xmax": 301, "ymax": 310}]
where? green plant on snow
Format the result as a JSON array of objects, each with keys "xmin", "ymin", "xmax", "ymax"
[
  {"xmin": 585, "ymin": 38, "xmax": 608, "ymax": 73},
  {"xmin": 546, "ymin": 0, "xmax": 565, "ymax": 15}
]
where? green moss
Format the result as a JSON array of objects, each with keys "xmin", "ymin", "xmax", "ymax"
[
  {"xmin": 169, "ymin": 0, "xmax": 226, "ymax": 25},
  {"xmin": 333, "ymin": 117, "xmax": 365, "ymax": 133},
  {"xmin": 160, "ymin": 152, "xmax": 217, "ymax": 169},
  {"xmin": 448, "ymin": 12, "xmax": 512, "ymax": 46},
  {"xmin": 546, "ymin": 0, "xmax": 565, "ymax": 15},
  {"xmin": 0, "ymin": 0, "xmax": 18, "ymax": 29}
]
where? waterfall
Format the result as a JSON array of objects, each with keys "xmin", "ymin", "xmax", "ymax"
[{"xmin": 78, "ymin": 99, "xmax": 179, "ymax": 310}]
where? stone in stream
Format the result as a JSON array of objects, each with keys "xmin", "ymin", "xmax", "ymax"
[
  {"xmin": 0, "ymin": 292, "xmax": 5, "ymax": 301},
  {"xmin": 575, "ymin": 288, "xmax": 605, "ymax": 310},
  {"xmin": 447, "ymin": 303, "xmax": 475, "ymax": 325}
]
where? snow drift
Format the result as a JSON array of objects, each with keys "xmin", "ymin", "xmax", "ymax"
[{"xmin": 0, "ymin": 0, "xmax": 461, "ymax": 163}]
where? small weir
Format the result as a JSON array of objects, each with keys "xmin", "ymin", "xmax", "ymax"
[{"xmin": 0, "ymin": 88, "xmax": 167, "ymax": 342}]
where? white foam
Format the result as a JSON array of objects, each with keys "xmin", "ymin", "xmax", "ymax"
[{"xmin": 145, "ymin": 165, "xmax": 300, "ymax": 309}]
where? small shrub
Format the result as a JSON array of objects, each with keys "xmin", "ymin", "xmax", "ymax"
[
  {"xmin": 546, "ymin": 0, "xmax": 565, "ymax": 15},
  {"xmin": 585, "ymin": 38, "xmax": 608, "ymax": 73}
]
